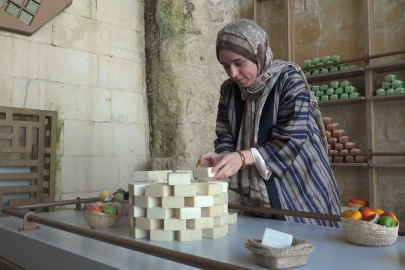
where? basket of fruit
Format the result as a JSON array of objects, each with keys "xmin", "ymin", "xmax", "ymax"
[
  {"xmin": 340, "ymin": 207, "xmax": 399, "ymax": 247},
  {"xmin": 82, "ymin": 202, "xmax": 123, "ymax": 229},
  {"xmin": 99, "ymin": 189, "xmax": 129, "ymax": 216}
]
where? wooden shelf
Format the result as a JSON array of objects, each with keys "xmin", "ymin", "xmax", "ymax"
[
  {"xmin": 368, "ymin": 93, "xmax": 405, "ymax": 102},
  {"xmin": 366, "ymin": 60, "xmax": 405, "ymax": 73},
  {"xmin": 306, "ymin": 68, "xmax": 365, "ymax": 84},
  {"xmin": 370, "ymin": 164, "xmax": 405, "ymax": 168},
  {"xmin": 331, "ymin": 163, "xmax": 369, "ymax": 167},
  {"xmin": 319, "ymin": 97, "xmax": 366, "ymax": 107}
]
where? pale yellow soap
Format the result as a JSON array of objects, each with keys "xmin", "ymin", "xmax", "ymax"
[{"xmin": 176, "ymin": 228, "xmax": 202, "ymax": 242}]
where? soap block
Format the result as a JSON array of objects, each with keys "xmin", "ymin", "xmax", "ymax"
[
  {"xmin": 382, "ymin": 82, "xmax": 391, "ymax": 90},
  {"xmin": 202, "ymin": 224, "xmax": 227, "ymax": 239},
  {"xmin": 175, "ymin": 206, "xmax": 202, "ymax": 220},
  {"xmin": 195, "ymin": 183, "xmax": 222, "ymax": 195},
  {"xmin": 176, "ymin": 229, "xmax": 203, "ymax": 242},
  {"xmin": 193, "ymin": 167, "xmax": 215, "ymax": 179},
  {"xmin": 147, "ymin": 207, "xmax": 174, "ymax": 219},
  {"xmin": 392, "ymin": 80, "xmax": 404, "ymax": 88},
  {"xmin": 130, "ymin": 226, "xmax": 150, "ymax": 239},
  {"xmin": 132, "ymin": 170, "xmax": 172, "ymax": 183},
  {"xmin": 162, "ymin": 196, "xmax": 185, "ymax": 208},
  {"xmin": 130, "ymin": 216, "xmax": 136, "ymax": 226},
  {"xmin": 224, "ymin": 203, "xmax": 228, "ymax": 213},
  {"xmin": 128, "ymin": 182, "xmax": 151, "ymax": 196},
  {"xmin": 228, "ymin": 213, "xmax": 237, "ymax": 224},
  {"xmin": 175, "ymin": 170, "xmax": 194, "ymax": 180},
  {"xmin": 174, "ymin": 184, "xmax": 196, "ymax": 197},
  {"xmin": 186, "ymin": 217, "xmax": 214, "ymax": 230},
  {"xmin": 129, "ymin": 205, "xmax": 146, "ymax": 217},
  {"xmin": 167, "ymin": 172, "xmax": 191, "ymax": 186},
  {"xmin": 376, "ymin": 88, "xmax": 386, "ymax": 96},
  {"xmin": 134, "ymin": 196, "xmax": 161, "ymax": 208},
  {"xmin": 150, "ymin": 228, "xmax": 175, "ymax": 242},
  {"xmin": 201, "ymin": 205, "xmax": 224, "ymax": 217},
  {"xmin": 207, "ymin": 180, "xmax": 228, "ymax": 193},
  {"xmin": 145, "ymin": 184, "xmax": 173, "ymax": 197},
  {"xmin": 214, "ymin": 213, "xmax": 229, "ymax": 226},
  {"xmin": 385, "ymin": 74, "xmax": 398, "ymax": 82},
  {"xmin": 185, "ymin": 195, "xmax": 214, "ymax": 207},
  {"xmin": 135, "ymin": 217, "xmax": 163, "ymax": 230},
  {"xmin": 262, "ymin": 228, "xmax": 293, "ymax": 249},
  {"xmin": 213, "ymin": 193, "xmax": 228, "ymax": 205},
  {"xmin": 164, "ymin": 217, "xmax": 186, "ymax": 231},
  {"xmin": 129, "ymin": 195, "xmax": 134, "ymax": 205}
]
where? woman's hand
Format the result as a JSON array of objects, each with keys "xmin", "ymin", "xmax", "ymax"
[
  {"xmin": 196, "ymin": 152, "xmax": 226, "ymax": 168},
  {"xmin": 212, "ymin": 152, "xmax": 243, "ymax": 180}
]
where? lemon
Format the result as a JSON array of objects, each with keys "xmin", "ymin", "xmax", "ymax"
[{"xmin": 100, "ymin": 190, "xmax": 112, "ymax": 202}]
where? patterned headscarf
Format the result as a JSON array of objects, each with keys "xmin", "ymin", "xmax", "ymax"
[{"xmin": 216, "ymin": 19, "xmax": 327, "ymax": 208}]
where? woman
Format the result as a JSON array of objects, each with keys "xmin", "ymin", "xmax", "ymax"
[{"xmin": 196, "ymin": 19, "xmax": 341, "ymax": 227}]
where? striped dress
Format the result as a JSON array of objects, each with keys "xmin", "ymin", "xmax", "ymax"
[{"xmin": 214, "ymin": 68, "xmax": 342, "ymax": 227}]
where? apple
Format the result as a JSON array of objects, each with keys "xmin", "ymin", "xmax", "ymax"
[
  {"xmin": 377, "ymin": 216, "xmax": 396, "ymax": 228},
  {"xmin": 116, "ymin": 188, "xmax": 126, "ymax": 195},
  {"xmin": 82, "ymin": 204, "xmax": 96, "ymax": 211},
  {"xmin": 102, "ymin": 203, "xmax": 117, "ymax": 215},
  {"xmin": 380, "ymin": 212, "xmax": 398, "ymax": 225},
  {"xmin": 362, "ymin": 213, "xmax": 379, "ymax": 223},
  {"xmin": 113, "ymin": 193, "xmax": 124, "ymax": 202}
]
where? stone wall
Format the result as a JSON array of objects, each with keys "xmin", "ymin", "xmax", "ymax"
[{"xmin": 0, "ymin": 0, "xmax": 148, "ymax": 203}]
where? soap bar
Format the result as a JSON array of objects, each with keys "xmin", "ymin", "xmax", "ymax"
[
  {"xmin": 340, "ymin": 80, "xmax": 352, "ymax": 88},
  {"xmin": 193, "ymin": 167, "xmax": 215, "ymax": 179},
  {"xmin": 186, "ymin": 217, "xmax": 214, "ymax": 229},
  {"xmin": 174, "ymin": 206, "xmax": 202, "ymax": 220},
  {"xmin": 329, "ymin": 156, "xmax": 333, "ymax": 163},
  {"xmin": 335, "ymin": 143, "xmax": 344, "ymax": 151},
  {"xmin": 214, "ymin": 213, "xmax": 229, "ymax": 226},
  {"xmin": 325, "ymin": 131, "xmax": 332, "ymax": 139},
  {"xmin": 331, "ymin": 55, "xmax": 342, "ymax": 62},
  {"xmin": 327, "ymin": 144, "xmax": 332, "ymax": 151},
  {"xmin": 376, "ymin": 88, "xmax": 386, "ymax": 96},
  {"xmin": 327, "ymin": 123, "xmax": 339, "ymax": 132},
  {"xmin": 386, "ymin": 88, "xmax": 395, "ymax": 95},
  {"xmin": 392, "ymin": 80, "xmax": 404, "ymax": 88},
  {"xmin": 304, "ymin": 72, "xmax": 311, "ymax": 77},
  {"xmin": 321, "ymin": 95, "xmax": 329, "ymax": 101},
  {"xmin": 173, "ymin": 184, "xmax": 196, "ymax": 197},
  {"xmin": 355, "ymin": 156, "xmax": 366, "ymax": 163},
  {"xmin": 312, "ymin": 70, "xmax": 320, "ymax": 75},
  {"xmin": 334, "ymin": 156, "xmax": 344, "ymax": 163},
  {"xmin": 132, "ymin": 170, "xmax": 172, "ymax": 183},
  {"xmin": 129, "ymin": 205, "xmax": 146, "ymax": 218},
  {"xmin": 330, "ymin": 94, "xmax": 339, "ymax": 100},
  {"xmin": 147, "ymin": 207, "xmax": 174, "ymax": 219},
  {"xmin": 136, "ymin": 217, "xmax": 163, "ymax": 230},
  {"xmin": 130, "ymin": 226, "xmax": 150, "ymax": 239},
  {"xmin": 335, "ymin": 87, "xmax": 344, "ymax": 95},
  {"xmin": 330, "ymin": 67, "xmax": 339, "ymax": 73},
  {"xmin": 134, "ymin": 196, "xmax": 161, "ymax": 208},
  {"xmin": 304, "ymin": 60, "xmax": 312, "ymax": 67},
  {"xmin": 348, "ymin": 65, "xmax": 357, "ymax": 70},
  {"xmin": 333, "ymin": 129, "xmax": 345, "ymax": 138},
  {"xmin": 321, "ymin": 68, "xmax": 329, "ymax": 74},
  {"xmin": 202, "ymin": 225, "xmax": 227, "ymax": 239},
  {"xmin": 350, "ymin": 148, "xmax": 361, "ymax": 153},
  {"xmin": 339, "ymin": 66, "xmax": 349, "ymax": 71},
  {"xmin": 322, "ymin": 55, "xmax": 331, "ymax": 63},
  {"xmin": 339, "ymin": 136, "xmax": 350, "ymax": 144},
  {"xmin": 201, "ymin": 205, "xmax": 224, "ymax": 217},
  {"xmin": 150, "ymin": 228, "xmax": 175, "ymax": 242},
  {"xmin": 145, "ymin": 184, "xmax": 173, "ymax": 198},
  {"xmin": 330, "ymin": 81, "xmax": 339, "ymax": 89},
  {"xmin": 167, "ymin": 172, "xmax": 191, "ymax": 186},
  {"xmin": 228, "ymin": 213, "xmax": 238, "ymax": 224},
  {"xmin": 312, "ymin": 85, "xmax": 320, "ymax": 92},
  {"xmin": 345, "ymin": 156, "xmax": 354, "ymax": 163},
  {"xmin": 385, "ymin": 74, "xmax": 398, "ymax": 82},
  {"xmin": 261, "ymin": 228, "xmax": 293, "ymax": 249},
  {"xmin": 320, "ymin": 84, "xmax": 329, "ymax": 91},
  {"xmin": 328, "ymin": 138, "xmax": 338, "ymax": 147},
  {"xmin": 340, "ymin": 149, "xmax": 349, "ymax": 154},
  {"xmin": 350, "ymin": 92, "xmax": 361, "ymax": 98},
  {"xmin": 316, "ymin": 90, "xmax": 324, "ymax": 97},
  {"xmin": 322, "ymin": 117, "xmax": 333, "ymax": 125},
  {"xmin": 340, "ymin": 93, "xmax": 349, "ymax": 99},
  {"xmin": 176, "ymin": 229, "xmax": 202, "ymax": 242},
  {"xmin": 185, "ymin": 195, "xmax": 214, "ymax": 207},
  {"xmin": 162, "ymin": 196, "xmax": 185, "ymax": 208},
  {"xmin": 382, "ymin": 82, "xmax": 391, "ymax": 90},
  {"xmin": 329, "ymin": 150, "xmax": 338, "ymax": 155},
  {"xmin": 195, "ymin": 182, "xmax": 223, "ymax": 195},
  {"xmin": 325, "ymin": 61, "xmax": 334, "ymax": 70},
  {"xmin": 164, "ymin": 217, "xmax": 186, "ymax": 231},
  {"xmin": 312, "ymin": 57, "xmax": 321, "ymax": 65},
  {"xmin": 326, "ymin": 88, "xmax": 335, "ymax": 96},
  {"xmin": 206, "ymin": 180, "xmax": 228, "ymax": 193},
  {"xmin": 345, "ymin": 86, "xmax": 356, "ymax": 94},
  {"xmin": 394, "ymin": 88, "xmax": 405, "ymax": 94},
  {"xmin": 128, "ymin": 182, "xmax": 152, "ymax": 196},
  {"xmin": 345, "ymin": 142, "xmax": 356, "ymax": 150}
]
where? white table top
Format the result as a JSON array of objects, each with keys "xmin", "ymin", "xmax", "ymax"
[{"xmin": 0, "ymin": 210, "xmax": 404, "ymax": 270}]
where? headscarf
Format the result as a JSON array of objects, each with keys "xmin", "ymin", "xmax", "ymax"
[{"xmin": 216, "ymin": 19, "xmax": 327, "ymax": 208}]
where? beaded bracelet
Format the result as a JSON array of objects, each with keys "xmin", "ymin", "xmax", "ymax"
[{"xmin": 235, "ymin": 150, "xmax": 246, "ymax": 170}]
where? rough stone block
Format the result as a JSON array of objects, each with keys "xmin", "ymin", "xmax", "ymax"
[
  {"xmin": 130, "ymin": 226, "xmax": 150, "ymax": 239},
  {"xmin": 101, "ymin": 123, "xmax": 146, "ymax": 155},
  {"xmin": 174, "ymin": 206, "xmax": 201, "ymax": 220},
  {"xmin": 167, "ymin": 172, "xmax": 191, "ymax": 186},
  {"xmin": 176, "ymin": 229, "xmax": 202, "ymax": 242},
  {"xmin": 173, "ymin": 184, "xmax": 196, "ymax": 197},
  {"xmin": 201, "ymin": 205, "xmax": 224, "ymax": 218},
  {"xmin": 195, "ymin": 183, "xmax": 222, "ymax": 196},
  {"xmin": 150, "ymin": 228, "xmax": 175, "ymax": 242},
  {"xmin": 186, "ymin": 217, "xmax": 214, "ymax": 230},
  {"xmin": 214, "ymin": 213, "xmax": 228, "ymax": 226},
  {"xmin": 128, "ymin": 205, "xmax": 146, "ymax": 218},
  {"xmin": 132, "ymin": 170, "xmax": 173, "ymax": 183},
  {"xmin": 128, "ymin": 182, "xmax": 150, "ymax": 196},
  {"xmin": 202, "ymin": 225, "xmax": 227, "ymax": 239},
  {"xmin": 228, "ymin": 213, "xmax": 237, "ymax": 224},
  {"xmin": 147, "ymin": 207, "xmax": 174, "ymax": 219},
  {"xmin": 185, "ymin": 195, "xmax": 214, "ymax": 207},
  {"xmin": 193, "ymin": 167, "xmax": 215, "ymax": 179},
  {"xmin": 135, "ymin": 217, "xmax": 163, "ymax": 230},
  {"xmin": 134, "ymin": 195, "xmax": 161, "ymax": 208},
  {"xmin": 164, "ymin": 217, "xmax": 186, "ymax": 231},
  {"xmin": 145, "ymin": 184, "xmax": 173, "ymax": 197},
  {"xmin": 111, "ymin": 91, "xmax": 146, "ymax": 124},
  {"xmin": 162, "ymin": 196, "xmax": 185, "ymax": 208},
  {"xmin": 64, "ymin": 121, "xmax": 101, "ymax": 156}
]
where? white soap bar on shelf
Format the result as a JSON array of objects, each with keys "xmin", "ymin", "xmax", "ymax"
[
  {"xmin": 195, "ymin": 183, "xmax": 222, "ymax": 195},
  {"xmin": 162, "ymin": 196, "xmax": 185, "ymax": 208},
  {"xmin": 145, "ymin": 184, "xmax": 173, "ymax": 197},
  {"xmin": 130, "ymin": 226, "xmax": 150, "ymax": 239},
  {"xmin": 129, "ymin": 205, "xmax": 146, "ymax": 217},
  {"xmin": 201, "ymin": 205, "xmax": 224, "ymax": 217},
  {"xmin": 147, "ymin": 207, "xmax": 174, "ymax": 219},
  {"xmin": 128, "ymin": 182, "xmax": 151, "ymax": 196},
  {"xmin": 134, "ymin": 196, "xmax": 161, "ymax": 208},
  {"xmin": 227, "ymin": 213, "xmax": 237, "ymax": 224},
  {"xmin": 185, "ymin": 195, "xmax": 214, "ymax": 207},
  {"xmin": 261, "ymin": 228, "xmax": 293, "ymax": 249},
  {"xmin": 174, "ymin": 184, "xmax": 196, "ymax": 197},
  {"xmin": 207, "ymin": 181, "xmax": 228, "ymax": 193},
  {"xmin": 202, "ymin": 224, "xmax": 227, "ymax": 239},
  {"xmin": 164, "ymin": 217, "xmax": 186, "ymax": 231},
  {"xmin": 150, "ymin": 228, "xmax": 175, "ymax": 242},
  {"xmin": 129, "ymin": 195, "xmax": 134, "ymax": 205},
  {"xmin": 223, "ymin": 203, "xmax": 228, "ymax": 213},
  {"xmin": 193, "ymin": 167, "xmax": 215, "ymax": 179},
  {"xmin": 132, "ymin": 170, "xmax": 173, "ymax": 183},
  {"xmin": 174, "ymin": 206, "xmax": 201, "ymax": 220},
  {"xmin": 175, "ymin": 170, "xmax": 194, "ymax": 180},
  {"xmin": 135, "ymin": 217, "xmax": 163, "ymax": 230},
  {"xmin": 176, "ymin": 228, "xmax": 202, "ymax": 242},
  {"xmin": 214, "ymin": 213, "xmax": 228, "ymax": 226},
  {"xmin": 167, "ymin": 172, "xmax": 191, "ymax": 186},
  {"xmin": 130, "ymin": 216, "xmax": 135, "ymax": 226},
  {"xmin": 186, "ymin": 217, "xmax": 214, "ymax": 230},
  {"xmin": 213, "ymin": 193, "xmax": 228, "ymax": 205}
]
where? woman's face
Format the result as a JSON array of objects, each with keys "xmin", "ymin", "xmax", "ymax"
[{"xmin": 218, "ymin": 47, "xmax": 258, "ymax": 88}]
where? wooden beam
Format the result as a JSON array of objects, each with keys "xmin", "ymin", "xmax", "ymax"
[{"xmin": 285, "ymin": 0, "xmax": 295, "ymax": 62}]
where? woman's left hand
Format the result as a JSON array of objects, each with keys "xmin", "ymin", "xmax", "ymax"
[{"xmin": 212, "ymin": 152, "xmax": 243, "ymax": 180}]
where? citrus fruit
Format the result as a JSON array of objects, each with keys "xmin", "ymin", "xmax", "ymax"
[
  {"xmin": 100, "ymin": 190, "xmax": 112, "ymax": 202},
  {"xmin": 90, "ymin": 206, "xmax": 102, "ymax": 212}
]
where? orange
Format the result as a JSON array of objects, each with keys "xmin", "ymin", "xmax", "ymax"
[
  {"xmin": 361, "ymin": 209, "xmax": 376, "ymax": 218},
  {"xmin": 90, "ymin": 206, "xmax": 102, "ymax": 212}
]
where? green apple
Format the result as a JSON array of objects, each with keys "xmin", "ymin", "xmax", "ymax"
[
  {"xmin": 102, "ymin": 203, "xmax": 117, "ymax": 215},
  {"xmin": 113, "ymin": 193, "xmax": 124, "ymax": 202},
  {"xmin": 377, "ymin": 216, "xmax": 396, "ymax": 228},
  {"xmin": 116, "ymin": 188, "xmax": 126, "ymax": 195}
]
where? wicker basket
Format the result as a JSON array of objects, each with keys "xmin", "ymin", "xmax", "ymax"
[
  {"xmin": 340, "ymin": 217, "xmax": 398, "ymax": 247},
  {"xmin": 82, "ymin": 202, "xmax": 123, "ymax": 229},
  {"xmin": 245, "ymin": 238, "xmax": 315, "ymax": 269}
]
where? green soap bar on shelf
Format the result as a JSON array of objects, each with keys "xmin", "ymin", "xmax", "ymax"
[
  {"xmin": 304, "ymin": 72, "xmax": 311, "ymax": 77},
  {"xmin": 336, "ymin": 63, "xmax": 346, "ymax": 68},
  {"xmin": 309, "ymin": 67, "xmax": 316, "ymax": 73},
  {"xmin": 330, "ymin": 94, "xmax": 339, "ymax": 100},
  {"xmin": 335, "ymin": 87, "xmax": 344, "ymax": 95},
  {"xmin": 340, "ymin": 80, "xmax": 352, "ymax": 87},
  {"xmin": 321, "ymin": 68, "xmax": 329, "ymax": 74},
  {"xmin": 394, "ymin": 88, "xmax": 405, "ymax": 94},
  {"xmin": 348, "ymin": 65, "xmax": 357, "ymax": 70},
  {"xmin": 320, "ymin": 85, "xmax": 329, "ymax": 91},
  {"xmin": 326, "ymin": 88, "xmax": 335, "ymax": 96},
  {"xmin": 330, "ymin": 80, "xmax": 339, "ymax": 89},
  {"xmin": 331, "ymin": 55, "xmax": 342, "ymax": 62},
  {"xmin": 322, "ymin": 56, "xmax": 331, "ymax": 63},
  {"xmin": 321, "ymin": 95, "xmax": 329, "ymax": 101},
  {"xmin": 316, "ymin": 63, "xmax": 324, "ymax": 70},
  {"xmin": 316, "ymin": 96, "xmax": 320, "ymax": 101},
  {"xmin": 311, "ymin": 85, "xmax": 320, "ymax": 91},
  {"xmin": 304, "ymin": 60, "xmax": 312, "ymax": 67},
  {"xmin": 340, "ymin": 93, "xmax": 349, "ymax": 99},
  {"xmin": 349, "ymin": 92, "xmax": 361, "ymax": 98},
  {"xmin": 315, "ymin": 90, "xmax": 324, "ymax": 97},
  {"xmin": 345, "ymin": 86, "xmax": 355, "ymax": 94},
  {"xmin": 385, "ymin": 74, "xmax": 398, "ymax": 82},
  {"xmin": 312, "ymin": 70, "xmax": 320, "ymax": 75},
  {"xmin": 312, "ymin": 58, "xmax": 321, "ymax": 65},
  {"xmin": 376, "ymin": 88, "xmax": 385, "ymax": 96},
  {"xmin": 330, "ymin": 67, "xmax": 339, "ymax": 73},
  {"xmin": 386, "ymin": 88, "xmax": 395, "ymax": 95},
  {"xmin": 339, "ymin": 66, "xmax": 349, "ymax": 71},
  {"xmin": 325, "ymin": 61, "xmax": 334, "ymax": 69},
  {"xmin": 382, "ymin": 82, "xmax": 391, "ymax": 90},
  {"xmin": 392, "ymin": 80, "xmax": 404, "ymax": 88}
]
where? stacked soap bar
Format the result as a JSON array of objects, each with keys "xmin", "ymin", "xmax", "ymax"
[
  {"xmin": 128, "ymin": 168, "xmax": 237, "ymax": 242},
  {"xmin": 310, "ymin": 79, "xmax": 363, "ymax": 102},
  {"xmin": 302, "ymin": 55, "xmax": 357, "ymax": 77},
  {"xmin": 375, "ymin": 74, "xmax": 404, "ymax": 96},
  {"xmin": 323, "ymin": 117, "xmax": 366, "ymax": 163}
]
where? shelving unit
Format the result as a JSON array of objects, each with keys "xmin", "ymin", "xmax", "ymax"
[{"xmin": 254, "ymin": 0, "xmax": 405, "ymax": 209}]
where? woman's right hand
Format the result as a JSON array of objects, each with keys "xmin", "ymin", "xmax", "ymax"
[{"xmin": 196, "ymin": 152, "xmax": 226, "ymax": 168}]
